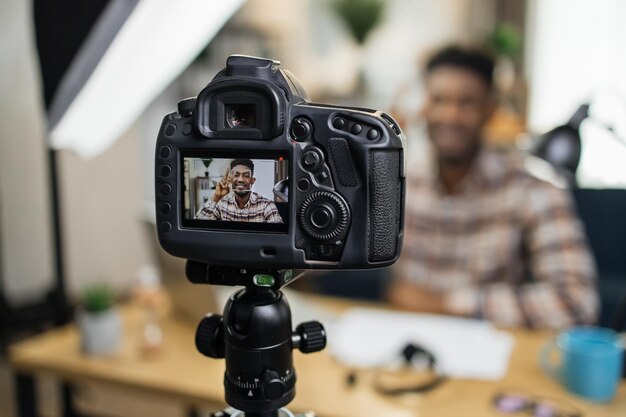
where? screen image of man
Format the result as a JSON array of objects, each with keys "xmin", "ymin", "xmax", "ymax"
[
  {"xmin": 195, "ymin": 159, "xmax": 283, "ymax": 223},
  {"xmin": 388, "ymin": 46, "xmax": 598, "ymax": 329}
]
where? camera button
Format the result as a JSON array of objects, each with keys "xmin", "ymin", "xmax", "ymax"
[
  {"xmin": 182, "ymin": 122, "xmax": 193, "ymax": 135},
  {"xmin": 316, "ymin": 171, "xmax": 329, "ymax": 183},
  {"xmin": 367, "ymin": 128, "xmax": 380, "ymax": 140},
  {"xmin": 161, "ymin": 221, "xmax": 172, "ymax": 233},
  {"xmin": 291, "ymin": 117, "xmax": 313, "ymax": 141},
  {"xmin": 351, "ymin": 123, "xmax": 363, "ymax": 135},
  {"xmin": 160, "ymin": 165, "xmax": 172, "ymax": 177},
  {"xmin": 165, "ymin": 123, "xmax": 177, "ymax": 136},
  {"xmin": 311, "ymin": 206, "xmax": 334, "ymax": 229},
  {"xmin": 159, "ymin": 203, "xmax": 172, "ymax": 215},
  {"xmin": 159, "ymin": 146, "xmax": 171, "ymax": 158},
  {"xmin": 312, "ymin": 244, "xmax": 333, "ymax": 256},
  {"xmin": 302, "ymin": 149, "xmax": 322, "ymax": 171},
  {"xmin": 297, "ymin": 178, "xmax": 310, "ymax": 191},
  {"xmin": 332, "ymin": 117, "xmax": 346, "ymax": 129},
  {"xmin": 160, "ymin": 183, "xmax": 172, "ymax": 195}
]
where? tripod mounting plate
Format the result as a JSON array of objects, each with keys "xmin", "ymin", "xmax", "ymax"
[{"xmin": 186, "ymin": 261, "xmax": 303, "ymax": 290}]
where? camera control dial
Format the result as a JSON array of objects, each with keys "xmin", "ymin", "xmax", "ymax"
[
  {"xmin": 177, "ymin": 97, "xmax": 196, "ymax": 117},
  {"xmin": 298, "ymin": 191, "xmax": 350, "ymax": 242}
]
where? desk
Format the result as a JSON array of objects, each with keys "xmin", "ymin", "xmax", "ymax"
[{"xmin": 9, "ymin": 295, "xmax": 626, "ymax": 417}]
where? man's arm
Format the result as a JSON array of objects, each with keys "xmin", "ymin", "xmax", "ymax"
[
  {"xmin": 195, "ymin": 200, "xmax": 221, "ymax": 220},
  {"xmin": 263, "ymin": 201, "xmax": 283, "ymax": 223},
  {"xmin": 195, "ymin": 167, "xmax": 231, "ymax": 220},
  {"xmin": 442, "ymin": 182, "xmax": 599, "ymax": 329}
]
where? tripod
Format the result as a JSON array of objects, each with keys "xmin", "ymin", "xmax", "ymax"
[{"xmin": 187, "ymin": 262, "xmax": 326, "ymax": 417}]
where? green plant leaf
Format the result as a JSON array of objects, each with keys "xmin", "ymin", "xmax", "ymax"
[
  {"xmin": 334, "ymin": 0, "xmax": 386, "ymax": 45},
  {"xmin": 81, "ymin": 283, "xmax": 116, "ymax": 313},
  {"xmin": 487, "ymin": 22, "xmax": 523, "ymax": 57}
]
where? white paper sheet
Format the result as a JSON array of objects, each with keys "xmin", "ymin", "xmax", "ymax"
[{"xmin": 327, "ymin": 308, "xmax": 515, "ymax": 380}]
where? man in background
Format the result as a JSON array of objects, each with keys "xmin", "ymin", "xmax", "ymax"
[{"xmin": 388, "ymin": 46, "xmax": 598, "ymax": 329}]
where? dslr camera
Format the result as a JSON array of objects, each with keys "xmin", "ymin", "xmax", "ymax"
[{"xmin": 155, "ymin": 55, "xmax": 405, "ymax": 271}]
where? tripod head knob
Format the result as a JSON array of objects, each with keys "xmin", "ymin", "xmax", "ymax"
[
  {"xmin": 262, "ymin": 369, "xmax": 286, "ymax": 400},
  {"xmin": 196, "ymin": 314, "xmax": 225, "ymax": 358},
  {"xmin": 293, "ymin": 321, "xmax": 326, "ymax": 354}
]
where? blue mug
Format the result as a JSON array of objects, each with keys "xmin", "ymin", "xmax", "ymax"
[{"xmin": 540, "ymin": 326, "xmax": 624, "ymax": 402}]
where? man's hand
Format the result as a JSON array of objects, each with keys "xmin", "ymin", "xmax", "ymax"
[
  {"xmin": 212, "ymin": 166, "xmax": 232, "ymax": 202},
  {"xmin": 386, "ymin": 279, "xmax": 448, "ymax": 315}
]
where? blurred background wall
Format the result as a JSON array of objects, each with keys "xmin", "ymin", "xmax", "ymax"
[{"xmin": 0, "ymin": 0, "xmax": 54, "ymax": 302}]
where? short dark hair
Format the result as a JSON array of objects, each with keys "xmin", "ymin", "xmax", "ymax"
[
  {"xmin": 424, "ymin": 45, "xmax": 495, "ymax": 89},
  {"xmin": 230, "ymin": 158, "xmax": 254, "ymax": 174}
]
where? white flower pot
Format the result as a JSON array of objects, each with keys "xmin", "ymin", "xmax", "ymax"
[{"xmin": 77, "ymin": 308, "xmax": 122, "ymax": 356}]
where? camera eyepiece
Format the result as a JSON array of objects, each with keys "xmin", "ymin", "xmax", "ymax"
[{"xmin": 226, "ymin": 104, "xmax": 256, "ymax": 128}]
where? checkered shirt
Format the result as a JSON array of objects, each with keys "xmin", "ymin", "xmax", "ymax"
[
  {"xmin": 195, "ymin": 192, "xmax": 283, "ymax": 223},
  {"xmin": 395, "ymin": 147, "xmax": 599, "ymax": 329}
]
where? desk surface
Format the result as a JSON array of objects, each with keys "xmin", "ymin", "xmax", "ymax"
[{"xmin": 9, "ymin": 295, "xmax": 626, "ymax": 417}]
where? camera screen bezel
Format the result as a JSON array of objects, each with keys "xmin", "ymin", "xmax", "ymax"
[{"xmin": 180, "ymin": 149, "xmax": 290, "ymax": 233}]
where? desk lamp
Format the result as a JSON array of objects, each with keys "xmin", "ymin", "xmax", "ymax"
[{"xmin": 532, "ymin": 104, "xmax": 589, "ymax": 187}]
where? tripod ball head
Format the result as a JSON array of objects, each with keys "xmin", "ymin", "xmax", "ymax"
[{"xmin": 194, "ymin": 286, "xmax": 326, "ymax": 414}]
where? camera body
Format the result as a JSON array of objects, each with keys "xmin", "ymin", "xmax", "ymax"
[{"xmin": 155, "ymin": 55, "xmax": 405, "ymax": 270}]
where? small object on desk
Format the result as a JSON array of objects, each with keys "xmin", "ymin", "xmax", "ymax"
[
  {"xmin": 76, "ymin": 283, "xmax": 122, "ymax": 356},
  {"xmin": 133, "ymin": 265, "xmax": 170, "ymax": 356},
  {"xmin": 492, "ymin": 388, "xmax": 582, "ymax": 417},
  {"xmin": 540, "ymin": 326, "xmax": 624, "ymax": 403},
  {"xmin": 345, "ymin": 370, "xmax": 358, "ymax": 387}
]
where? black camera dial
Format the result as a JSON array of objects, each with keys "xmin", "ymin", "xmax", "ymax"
[
  {"xmin": 298, "ymin": 191, "xmax": 350, "ymax": 242},
  {"xmin": 177, "ymin": 97, "xmax": 196, "ymax": 117},
  {"xmin": 290, "ymin": 117, "xmax": 313, "ymax": 141}
]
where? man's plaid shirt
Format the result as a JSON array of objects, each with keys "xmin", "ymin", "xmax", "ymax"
[
  {"xmin": 395, "ymin": 147, "xmax": 598, "ymax": 329},
  {"xmin": 195, "ymin": 192, "xmax": 283, "ymax": 223}
]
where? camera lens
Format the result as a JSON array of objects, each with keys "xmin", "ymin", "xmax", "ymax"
[{"xmin": 225, "ymin": 104, "xmax": 256, "ymax": 128}]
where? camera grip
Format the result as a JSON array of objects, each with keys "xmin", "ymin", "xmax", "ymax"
[{"xmin": 369, "ymin": 151, "xmax": 402, "ymax": 262}]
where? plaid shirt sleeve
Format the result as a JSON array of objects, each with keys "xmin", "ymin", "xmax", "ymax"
[
  {"xmin": 195, "ymin": 200, "xmax": 220, "ymax": 220},
  {"xmin": 443, "ymin": 182, "xmax": 599, "ymax": 329},
  {"xmin": 263, "ymin": 201, "xmax": 283, "ymax": 223}
]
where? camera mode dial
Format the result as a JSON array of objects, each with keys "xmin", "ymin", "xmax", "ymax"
[
  {"xmin": 298, "ymin": 191, "xmax": 349, "ymax": 242},
  {"xmin": 177, "ymin": 97, "xmax": 196, "ymax": 117}
]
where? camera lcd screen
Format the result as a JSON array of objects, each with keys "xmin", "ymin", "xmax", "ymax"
[{"xmin": 181, "ymin": 151, "xmax": 289, "ymax": 233}]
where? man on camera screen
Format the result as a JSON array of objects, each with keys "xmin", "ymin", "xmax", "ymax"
[{"xmin": 195, "ymin": 158, "xmax": 283, "ymax": 223}]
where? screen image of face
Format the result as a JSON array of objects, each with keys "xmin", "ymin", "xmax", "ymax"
[{"xmin": 182, "ymin": 155, "xmax": 288, "ymax": 232}]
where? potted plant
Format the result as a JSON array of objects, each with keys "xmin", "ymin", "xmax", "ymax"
[{"xmin": 77, "ymin": 283, "xmax": 122, "ymax": 355}]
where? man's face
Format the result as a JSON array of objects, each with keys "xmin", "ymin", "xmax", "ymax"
[
  {"xmin": 422, "ymin": 66, "xmax": 494, "ymax": 163},
  {"xmin": 230, "ymin": 164, "xmax": 255, "ymax": 196}
]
